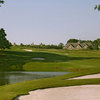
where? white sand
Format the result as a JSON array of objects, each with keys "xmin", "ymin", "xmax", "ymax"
[
  {"xmin": 18, "ymin": 85, "xmax": 100, "ymax": 100},
  {"xmin": 18, "ymin": 74, "xmax": 100, "ymax": 100},
  {"xmin": 23, "ymin": 49, "xmax": 32, "ymax": 52},
  {"xmin": 70, "ymin": 74, "xmax": 100, "ymax": 80}
]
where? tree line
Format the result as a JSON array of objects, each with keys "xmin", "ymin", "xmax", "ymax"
[
  {"xmin": 0, "ymin": 28, "xmax": 100, "ymax": 50},
  {"xmin": 14, "ymin": 43, "xmax": 64, "ymax": 49},
  {"xmin": 13, "ymin": 38, "xmax": 100, "ymax": 50}
]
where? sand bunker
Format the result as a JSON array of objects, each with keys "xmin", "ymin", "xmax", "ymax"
[
  {"xmin": 70, "ymin": 74, "xmax": 100, "ymax": 80},
  {"xmin": 18, "ymin": 85, "xmax": 100, "ymax": 100},
  {"xmin": 17, "ymin": 74, "xmax": 100, "ymax": 100},
  {"xmin": 23, "ymin": 49, "xmax": 32, "ymax": 52}
]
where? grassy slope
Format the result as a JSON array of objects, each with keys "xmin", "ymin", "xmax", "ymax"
[{"xmin": 0, "ymin": 47, "xmax": 100, "ymax": 100}]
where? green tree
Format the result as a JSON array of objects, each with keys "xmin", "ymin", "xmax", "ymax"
[
  {"xmin": 94, "ymin": 3, "xmax": 100, "ymax": 11},
  {"xmin": 93, "ymin": 38, "xmax": 100, "ymax": 45},
  {"xmin": 93, "ymin": 39, "xmax": 100, "ymax": 50},
  {"xmin": 58, "ymin": 43, "xmax": 64, "ymax": 49},
  {"xmin": 87, "ymin": 46, "xmax": 93, "ymax": 50},
  {"xmin": 0, "ymin": 0, "xmax": 4, "ymax": 7},
  {"xmin": 93, "ymin": 44, "xmax": 99, "ymax": 50},
  {"xmin": 20, "ymin": 43, "xmax": 24, "ymax": 47},
  {"xmin": 67, "ymin": 39, "xmax": 78, "ymax": 43},
  {"xmin": 0, "ymin": 28, "xmax": 12, "ymax": 50}
]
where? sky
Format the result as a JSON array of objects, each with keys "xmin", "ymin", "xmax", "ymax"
[{"xmin": 0, "ymin": 0, "xmax": 100, "ymax": 45}]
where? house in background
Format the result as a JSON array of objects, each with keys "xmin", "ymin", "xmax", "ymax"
[{"xmin": 63, "ymin": 41, "xmax": 93, "ymax": 50}]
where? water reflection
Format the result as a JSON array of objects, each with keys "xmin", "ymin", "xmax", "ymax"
[{"xmin": 0, "ymin": 71, "xmax": 68, "ymax": 86}]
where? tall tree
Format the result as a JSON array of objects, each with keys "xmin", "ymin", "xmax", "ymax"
[{"xmin": 0, "ymin": 28, "xmax": 12, "ymax": 50}]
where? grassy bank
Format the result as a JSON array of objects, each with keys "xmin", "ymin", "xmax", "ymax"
[{"xmin": 0, "ymin": 47, "xmax": 100, "ymax": 100}]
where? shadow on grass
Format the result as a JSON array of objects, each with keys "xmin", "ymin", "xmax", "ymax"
[{"xmin": 0, "ymin": 50, "xmax": 100, "ymax": 71}]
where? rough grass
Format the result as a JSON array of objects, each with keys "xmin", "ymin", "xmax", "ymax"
[{"xmin": 0, "ymin": 47, "xmax": 100, "ymax": 100}]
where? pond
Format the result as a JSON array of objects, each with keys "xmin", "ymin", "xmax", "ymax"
[{"xmin": 0, "ymin": 71, "xmax": 69, "ymax": 86}]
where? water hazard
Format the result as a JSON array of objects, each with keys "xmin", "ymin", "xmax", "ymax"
[{"xmin": 0, "ymin": 71, "xmax": 69, "ymax": 86}]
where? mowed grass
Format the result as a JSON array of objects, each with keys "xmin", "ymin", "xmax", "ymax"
[
  {"xmin": 0, "ymin": 47, "xmax": 100, "ymax": 100},
  {"xmin": 0, "ymin": 47, "xmax": 100, "ymax": 72}
]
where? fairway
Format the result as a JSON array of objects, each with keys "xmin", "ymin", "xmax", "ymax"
[{"xmin": 0, "ymin": 47, "xmax": 100, "ymax": 72}]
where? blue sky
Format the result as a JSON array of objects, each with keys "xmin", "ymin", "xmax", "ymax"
[{"xmin": 0, "ymin": 0, "xmax": 100, "ymax": 45}]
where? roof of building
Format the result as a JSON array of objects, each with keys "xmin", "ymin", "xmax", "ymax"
[{"xmin": 65, "ymin": 42, "xmax": 93, "ymax": 48}]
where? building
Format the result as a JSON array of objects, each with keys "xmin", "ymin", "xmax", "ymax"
[{"xmin": 63, "ymin": 41, "xmax": 93, "ymax": 50}]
